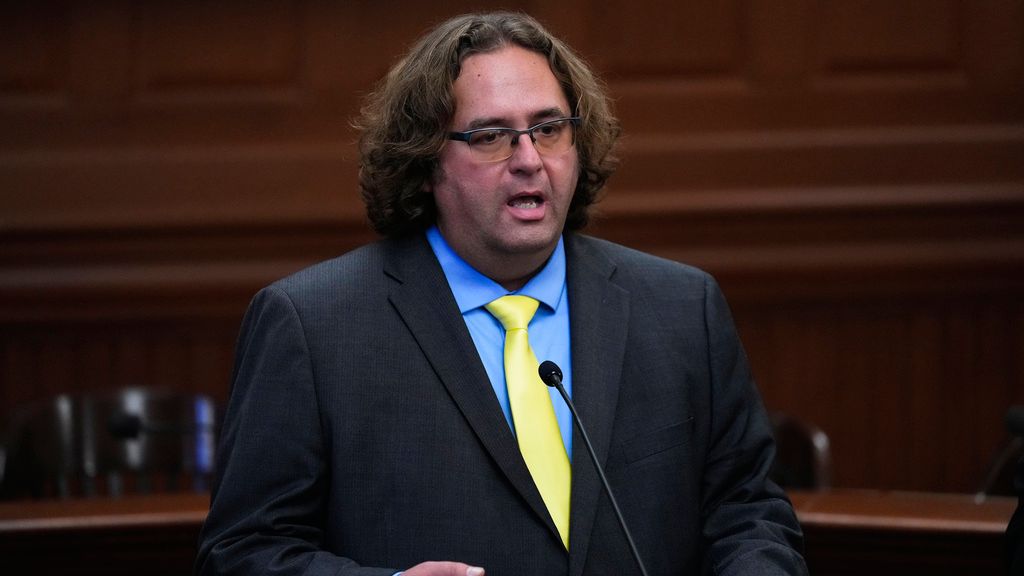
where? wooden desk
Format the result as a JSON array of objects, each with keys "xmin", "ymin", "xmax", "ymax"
[
  {"xmin": 791, "ymin": 490, "xmax": 1017, "ymax": 576},
  {"xmin": 0, "ymin": 490, "xmax": 1016, "ymax": 575},
  {"xmin": 0, "ymin": 492, "xmax": 209, "ymax": 576}
]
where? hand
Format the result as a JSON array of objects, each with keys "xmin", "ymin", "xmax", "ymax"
[{"xmin": 402, "ymin": 561, "xmax": 484, "ymax": 576}]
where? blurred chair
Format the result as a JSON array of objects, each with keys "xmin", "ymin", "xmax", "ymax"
[
  {"xmin": 769, "ymin": 411, "xmax": 832, "ymax": 490},
  {"xmin": 975, "ymin": 405, "xmax": 1024, "ymax": 498},
  {"xmin": 0, "ymin": 387, "xmax": 216, "ymax": 499}
]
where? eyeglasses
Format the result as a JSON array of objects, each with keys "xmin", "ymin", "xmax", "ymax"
[{"xmin": 448, "ymin": 117, "xmax": 581, "ymax": 162}]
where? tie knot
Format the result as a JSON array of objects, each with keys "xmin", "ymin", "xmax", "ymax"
[{"xmin": 485, "ymin": 295, "xmax": 539, "ymax": 332}]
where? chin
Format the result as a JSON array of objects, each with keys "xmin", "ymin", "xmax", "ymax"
[{"xmin": 504, "ymin": 232, "xmax": 559, "ymax": 255}]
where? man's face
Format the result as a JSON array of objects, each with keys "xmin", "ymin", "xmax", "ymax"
[{"xmin": 430, "ymin": 45, "xmax": 579, "ymax": 285}]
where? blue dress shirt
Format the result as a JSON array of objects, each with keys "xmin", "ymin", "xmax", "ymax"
[{"xmin": 426, "ymin": 226, "xmax": 573, "ymax": 456}]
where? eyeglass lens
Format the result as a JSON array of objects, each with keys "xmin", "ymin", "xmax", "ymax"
[{"xmin": 468, "ymin": 119, "xmax": 576, "ymax": 160}]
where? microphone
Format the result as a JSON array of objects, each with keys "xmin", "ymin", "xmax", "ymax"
[
  {"xmin": 539, "ymin": 361, "xmax": 650, "ymax": 576},
  {"xmin": 107, "ymin": 412, "xmax": 215, "ymax": 440},
  {"xmin": 107, "ymin": 412, "xmax": 145, "ymax": 439}
]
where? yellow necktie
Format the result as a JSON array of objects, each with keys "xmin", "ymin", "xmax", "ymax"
[{"xmin": 485, "ymin": 295, "xmax": 571, "ymax": 549}]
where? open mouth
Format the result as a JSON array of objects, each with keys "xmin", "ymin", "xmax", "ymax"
[{"xmin": 508, "ymin": 195, "xmax": 544, "ymax": 209}]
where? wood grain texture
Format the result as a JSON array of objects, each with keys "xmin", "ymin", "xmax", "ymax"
[{"xmin": 0, "ymin": 0, "xmax": 1021, "ymax": 493}]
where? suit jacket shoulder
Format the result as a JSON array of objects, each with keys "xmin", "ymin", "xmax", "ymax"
[
  {"xmin": 256, "ymin": 235, "xmax": 447, "ymax": 326},
  {"xmin": 267, "ymin": 239, "xmax": 392, "ymax": 302},
  {"xmin": 566, "ymin": 234, "xmax": 714, "ymax": 299}
]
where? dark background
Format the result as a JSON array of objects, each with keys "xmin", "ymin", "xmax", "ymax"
[{"xmin": 1, "ymin": 0, "xmax": 1022, "ymax": 493}]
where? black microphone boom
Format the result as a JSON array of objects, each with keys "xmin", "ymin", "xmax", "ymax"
[{"xmin": 538, "ymin": 360, "xmax": 650, "ymax": 576}]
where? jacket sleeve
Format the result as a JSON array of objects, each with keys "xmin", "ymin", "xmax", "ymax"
[
  {"xmin": 194, "ymin": 286, "xmax": 396, "ymax": 576},
  {"xmin": 698, "ymin": 275, "xmax": 809, "ymax": 576}
]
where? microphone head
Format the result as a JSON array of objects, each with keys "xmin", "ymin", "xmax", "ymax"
[
  {"xmin": 108, "ymin": 412, "xmax": 143, "ymax": 439},
  {"xmin": 538, "ymin": 360, "xmax": 563, "ymax": 387}
]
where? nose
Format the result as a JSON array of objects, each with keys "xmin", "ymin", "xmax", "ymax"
[{"xmin": 507, "ymin": 132, "xmax": 544, "ymax": 173}]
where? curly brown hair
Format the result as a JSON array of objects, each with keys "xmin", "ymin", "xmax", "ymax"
[{"xmin": 355, "ymin": 12, "xmax": 621, "ymax": 237}]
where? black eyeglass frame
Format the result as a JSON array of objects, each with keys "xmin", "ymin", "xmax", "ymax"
[{"xmin": 448, "ymin": 117, "xmax": 581, "ymax": 161}]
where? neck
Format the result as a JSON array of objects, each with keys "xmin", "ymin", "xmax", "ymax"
[
  {"xmin": 478, "ymin": 255, "xmax": 547, "ymax": 292},
  {"xmin": 495, "ymin": 272, "xmax": 535, "ymax": 292},
  {"xmin": 429, "ymin": 226, "xmax": 560, "ymax": 293},
  {"xmin": 459, "ymin": 245, "xmax": 552, "ymax": 292}
]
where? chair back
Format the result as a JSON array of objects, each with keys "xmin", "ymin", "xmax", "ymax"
[
  {"xmin": 769, "ymin": 411, "xmax": 832, "ymax": 490},
  {"xmin": 976, "ymin": 406, "xmax": 1024, "ymax": 498},
  {"xmin": 0, "ymin": 387, "xmax": 216, "ymax": 499}
]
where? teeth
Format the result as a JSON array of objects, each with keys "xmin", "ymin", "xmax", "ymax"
[{"xmin": 510, "ymin": 197, "xmax": 540, "ymax": 209}]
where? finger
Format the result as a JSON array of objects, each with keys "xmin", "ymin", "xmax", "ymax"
[{"xmin": 403, "ymin": 560, "xmax": 485, "ymax": 576}]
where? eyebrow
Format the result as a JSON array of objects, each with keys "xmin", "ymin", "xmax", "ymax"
[{"xmin": 462, "ymin": 107, "xmax": 568, "ymax": 131}]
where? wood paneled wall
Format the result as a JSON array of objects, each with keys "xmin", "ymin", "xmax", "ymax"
[{"xmin": 1, "ymin": 1, "xmax": 1022, "ymax": 492}]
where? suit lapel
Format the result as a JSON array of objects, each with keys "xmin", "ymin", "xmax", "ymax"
[
  {"xmin": 382, "ymin": 235, "xmax": 562, "ymax": 543},
  {"xmin": 564, "ymin": 235, "xmax": 630, "ymax": 576}
]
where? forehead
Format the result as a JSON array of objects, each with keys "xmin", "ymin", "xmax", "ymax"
[{"xmin": 451, "ymin": 46, "xmax": 570, "ymax": 127}]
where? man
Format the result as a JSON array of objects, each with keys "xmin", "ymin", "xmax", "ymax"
[{"xmin": 196, "ymin": 12, "xmax": 807, "ymax": 576}]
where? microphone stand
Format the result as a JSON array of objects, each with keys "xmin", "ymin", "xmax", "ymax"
[{"xmin": 539, "ymin": 361, "xmax": 650, "ymax": 576}]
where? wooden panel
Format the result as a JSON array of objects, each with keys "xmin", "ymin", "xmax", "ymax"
[
  {"xmin": 732, "ymin": 299, "xmax": 1024, "ymax": 491},
  {"xmin": 747, "ymin": 0, "xmax": 813, "ymax": 84},
  {"xmin": 0, "ymin": 492, "xmax": 207, "ymax": 576},
  {"xmin": 964, "ymin": 0, "xmax": 1024, "ymax": 87},
  {"xmin": 136, "ymin": 1, "xmax": 303, "ymax": 101},
  {"xmin": 817, "ymin": 0, "xmax": 962, "ymax": 73},
  {"xmin": 792, "ymin": 490, "xmax": 1016, "ymax": 576},
  {"xmin": 0, "ymin": 490, "xmax": 1013, "ymax": 576},
  {"xmin": 0, "ymin": 3, "xmax": 69, "ymax": 99},
  {"xmin": 0, "ymin": 321, "xmax": 239, "ymax": 412},
  {"xmin": 65, "ymin": 1, "xmax": 135, "ymax": 104},
  {"xmin": 0, "ymin": 0, "xmax": 1021, "ymax": 494},
  {"xmin": 592, "ymin": 0, "xmax": 741, "ymax": 77},
  {"xmin": 615, "ymin": 126, "xmax": 1024, "ymax": 188},
  {"xmin": 0, "ymin": 143, "xmax": 360, "ymax": 231}
]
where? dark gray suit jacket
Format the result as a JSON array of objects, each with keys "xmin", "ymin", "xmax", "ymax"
[{"xmin": 196, "ymin": 233, "xmax": 807, "ymax": 576}]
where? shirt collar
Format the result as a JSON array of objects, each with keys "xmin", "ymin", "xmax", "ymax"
[{"xmin": 426, "ymin": 225, "xmax": 566, "ymax": 313}]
